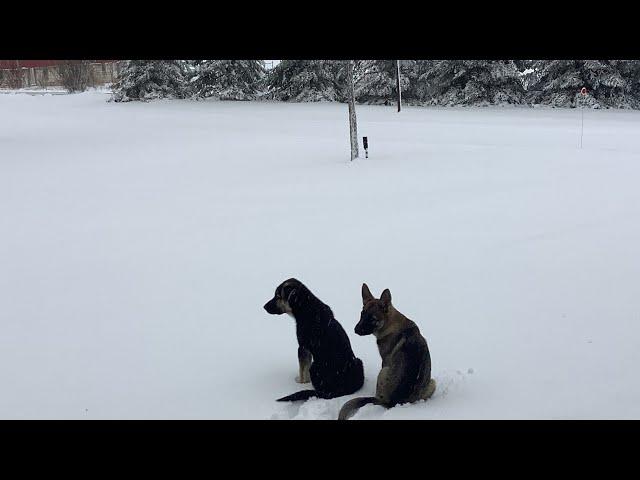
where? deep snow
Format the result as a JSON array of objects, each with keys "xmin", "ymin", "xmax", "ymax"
[{"xmin": 1, "ymin": 92, "xmax": 640, "ymax": 419}]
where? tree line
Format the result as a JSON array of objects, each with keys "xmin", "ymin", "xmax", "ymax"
[{"xmin": 109, "ymin": 60, "xmax": 640, "ymax": 109}]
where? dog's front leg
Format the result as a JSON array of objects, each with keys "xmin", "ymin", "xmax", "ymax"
[
  {"xmin": 375, "ymin": 367, "xmax": 393, "ymax": 405},
  {"xmin": 296, "ymin": 346, "xmax": 312, "ymax": 383}
]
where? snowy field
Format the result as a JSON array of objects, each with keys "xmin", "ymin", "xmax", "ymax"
[
  {"xmin": 0, "ymin": 86, "xmax": 110, "ymax": 96},
  {"xmin": 2, "ymin": 92, "xmax": 640, "ymax": 419}
]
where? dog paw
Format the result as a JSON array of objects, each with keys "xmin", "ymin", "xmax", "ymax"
[{"xmin": 295, "ymin": 376, "xmax": 311, "ymax": 384}]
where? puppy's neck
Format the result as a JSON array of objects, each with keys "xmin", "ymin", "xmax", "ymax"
[
  {"xmin": 288, "ymin": 291, "xmax": 333, "ymax": 326},
  {"xmin": 373, "ymin": 305, "xmax": 406, "ymax": 340}
]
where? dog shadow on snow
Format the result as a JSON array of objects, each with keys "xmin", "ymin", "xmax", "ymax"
[{"xmin": 270, "ymin": 368, "xmax": 474, "ymax": 420}]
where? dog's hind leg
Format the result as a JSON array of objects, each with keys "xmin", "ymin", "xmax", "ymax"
[
  {"xmin": 296, "ymin": 346, "xmax": 312, "ymax": 384},
  {"xmin": 420, "ymin": 378, "xmax": 436, "ymax": 400}
]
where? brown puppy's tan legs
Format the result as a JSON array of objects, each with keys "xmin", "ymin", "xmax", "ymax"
[{"xmin": 296, "ymin": 346, "xmax": 312, "ymax": 383}]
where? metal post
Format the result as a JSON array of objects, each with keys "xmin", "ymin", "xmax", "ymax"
[
  {"xmin": 579, "ymin": 87, "xmax": 587, "ymax": 149},
  {"xmin": 396, "ymin": 60, "xmax": 401, "ymax": 112},
  {"xmin": 580, "ymin": 105, "xmax": 584, "ymax": 149}
]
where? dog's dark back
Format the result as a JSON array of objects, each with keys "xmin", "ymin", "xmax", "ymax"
[{"xmin": 287, "ymin": 280, "xmax": 357, "ymax": 366}]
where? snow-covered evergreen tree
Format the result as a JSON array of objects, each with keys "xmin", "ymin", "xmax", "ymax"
[
  {"xmin": 266, "ymin": 60, "xmax": 344, "ymax": 102},
  {"xmin": 527, "ymin": 60, "xmax": 635, "ymax": 108},
  {"xmin": 355, "ymin": 60, "xmax": 402, "ymax": 104},
  {"xmin": 352, "ymin": 60, "xmax": 424, "ymax": 105},
  {"xmin": 514, "ymin": 60, "xmax": 537, "ymax": 91},
  {"xmin": 111, "ymin": 60, "xmax": 187, "ymax": 102},
  {"xmin": 513, "ymin": 60, "xmax": 531, "ymax": 71},
  {"xmin": 613, "ymin": 60, "xmax": 640, "ymax": 106},
  {"xmin": 189, "ymin": 60, "xmax": 265, "ymax": 100},
  {"xmin": 404, "ymin": 60, "xmax": 435, "ymax": 103},
  {"xmin": 421, "ymin": 60, "xmax": 525, "ymax": 106}
]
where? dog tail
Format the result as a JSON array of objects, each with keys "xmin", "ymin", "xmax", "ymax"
[
  {"xmin": 276, "ymin": 390, "xmax": 318, "ymax": 402},
  {"xmin": 338, "ymin": 396, "xmax": 381, "ymax": 421}
]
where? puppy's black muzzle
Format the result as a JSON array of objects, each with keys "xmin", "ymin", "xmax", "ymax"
[
  {"xmin": 354, "ymin": 318, "xmax": 375, "ymax": 336},
  {"xmin": 264, "ymin": 298, "xmax": 280, "ymax": 315}
]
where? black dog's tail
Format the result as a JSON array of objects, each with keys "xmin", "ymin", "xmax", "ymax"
[
  {"xmin": 338, "ymin": 396, "xmax": 382, "ymax": 420},
  {"xmin": 277, "ymin": 390, "xmax": 318, "ymax": 402}
]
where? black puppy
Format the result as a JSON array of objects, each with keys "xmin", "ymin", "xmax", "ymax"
[{"xmin": 264, "ymin": 278, "xmax": 364, "ymax": 401}]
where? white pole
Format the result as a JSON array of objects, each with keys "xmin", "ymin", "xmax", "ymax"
[
  {"xmin": 580, "ymin": 99, "xmax": 584, "ymax": 148},
  {"xmin": 580, "ymin": 105, "xmax": 584, "ymax": 149},
  {"xmin": 578, "ymin": 88, "xmax": 587, "ymax": 149}
]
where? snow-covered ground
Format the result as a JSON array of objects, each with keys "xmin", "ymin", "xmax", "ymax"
[
  {"xmin": 0, "ymin": 86, "xmax": 111, "ymax": 95},
  {"xmin": 2, "ymin": 92, "xmax": 640, "ymax": 419}
]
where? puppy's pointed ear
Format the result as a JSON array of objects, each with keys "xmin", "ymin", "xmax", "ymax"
[
  {"xmin": 362, "ymin": 283, "xmax": 374, "ymax": 304},
  {"xmin": 380, "ymin": 289, "xmax": 392, "ymax": 306}
]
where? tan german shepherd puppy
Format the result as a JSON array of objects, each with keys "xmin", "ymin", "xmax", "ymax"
[{"xmin": 338, "ymin": 284, "xmax": 436, "ymax": 420}]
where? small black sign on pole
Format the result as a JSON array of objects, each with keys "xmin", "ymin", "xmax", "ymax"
[{"xmin": 363, "ymin": 136, "xmax": 369, "ymax": 158}]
